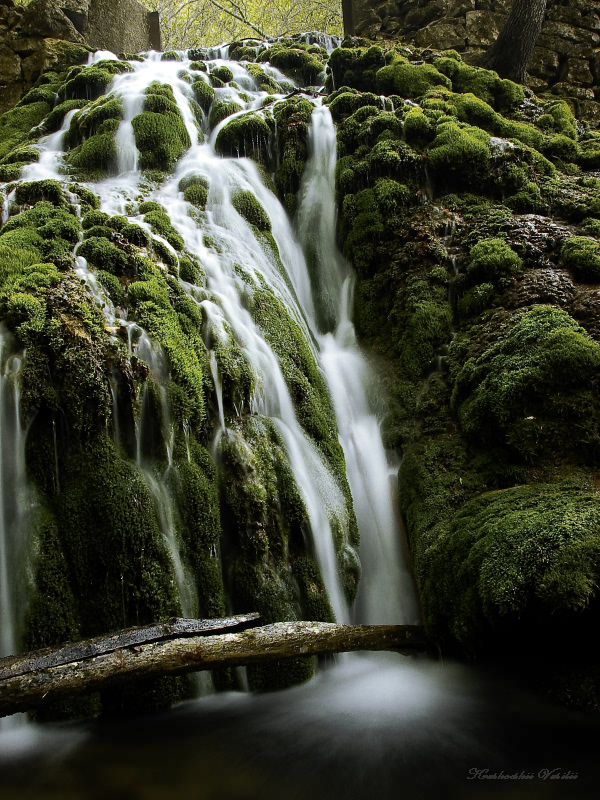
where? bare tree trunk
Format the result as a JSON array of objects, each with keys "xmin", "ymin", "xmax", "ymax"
[
  {"xmin": 479, "ymin": 0, "xmax": 548, "ymax": 83},
  {"xmin": 0, "ymin": 619, "xmax": 426, "ymax": 718}
]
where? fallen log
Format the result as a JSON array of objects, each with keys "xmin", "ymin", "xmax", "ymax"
[{"xmin": 0, "ymin": 620, "xmax": 426, "ymax": 717}]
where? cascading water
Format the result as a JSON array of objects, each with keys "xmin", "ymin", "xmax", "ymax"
[
  {"xmin": 0, "ymin": 43, "xmax": 417, "ymax": 663},
  {"xmin": 0, "ymin": 329, "xmax": 36, "ymax": 730},
  {"xmin": 296, "ymin": 105, "xmax": 420, "ymax": 625}
]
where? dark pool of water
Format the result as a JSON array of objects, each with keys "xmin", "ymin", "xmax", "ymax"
[{"xmin": 0, "ymin": 654, "xmax": 598, "ymax": 800}]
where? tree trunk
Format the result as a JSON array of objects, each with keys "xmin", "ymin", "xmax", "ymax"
[
  {"xmin": 0, "ymin": 619, "xmax": 427, "ymax": 718},
  {"xmin": 479, "ymin": 0, "xmax": 548, "ymax": 83}
]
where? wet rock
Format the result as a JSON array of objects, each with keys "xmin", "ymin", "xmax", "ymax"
[{"xmin": 503, "ymin": 267, "xmax": 577, "ymax": 311}]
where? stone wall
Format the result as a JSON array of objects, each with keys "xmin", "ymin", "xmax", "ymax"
[
  {"xmin": 345, "ymin": 0, "xmax": 600, "ymax": 124},
  {"xmin": 0, "ymin": 0, "xmax": 161, "ymax": 114},
  {"xmin": 82, "ymin": 0, "xmax": 161, "ymax": 55}
]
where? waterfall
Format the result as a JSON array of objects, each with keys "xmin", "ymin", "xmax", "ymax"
[
  {"xmin": 0, "ymin": 330, "xmax": 34, "ymax": 660},
  {"xmin": 0, "ymin": 327, "xmax": 38, "ymax": 740},
  {"xmin": 0, "ymin": 43, "xmax": 418, "ymax": 701}
]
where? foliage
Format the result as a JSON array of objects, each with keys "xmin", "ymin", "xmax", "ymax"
[{"xmin": 141, "ymin": 0, "xmax": 342, "ymax": 49}]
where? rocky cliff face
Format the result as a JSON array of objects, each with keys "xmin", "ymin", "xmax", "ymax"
[
  {"xmin": 0, "ymin": 0, "xmax": 160, "ymax": 114},
  {"xmin": 346, "ymin": 0, "xmax": 600, "ymax": 126},
  {"xmin": 326, "ymin": 41, "xmax": 600, "ymax": 709}
]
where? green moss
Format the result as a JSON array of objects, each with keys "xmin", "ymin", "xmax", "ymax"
[
  {"xmin": 0, "ymin": 201, "xmax": 80, "ymax": 269},
  {"xmin": 428, "ymin": 121, "xmax": 490, "ymax": 189},
  {"xmin": 1, "ymin": 144, "xmax": 38, "ymax": 166},
  {"xmin": 581, "ymin": 218, "xmax": 600, "ymax": 238},
  {"xmin": 246, "ymin": 63, "xmax": 281, "ymax": 94},
  {"xmin": 191, "ymin": 79, "xmax": 214, "ymax": 113},
  {"xmin": 0, "ymin": 101, "xmax": 51, "ymax": 161},
  {"xmin": 214, "ymin": 111, "xmax": 273, "ymax": 165},
  {"xmin": 132, "ymin": 88, "xmax": 191, "ymax": 172},
  {"xmin": 137, "ymin": 200, "xmax": 163, "ymax": 215},
  {"xmin": 466, "ymin": 238, "xmax": 522, "ymax": 285},
  {"xmin": 434, "ymin": 57, "xmax": 525, "ymax": 111},
  {"xmin": 129, "ymin": 281, "xmax": 206, "ymax": 425},
  {"xmin": 537, "ymin": 100, "xmax": 577, "ymax": 140},
  {"xmin": 560, "ymin": 237, "xmax": 600, "ymax": 282},
  {"xmin": 232, "ymin": 189, "xmax": 271, "ymax": 231},
  {"xmin": 161, "ymin": 51, "xmax": 183, "ymax": 62},
  {"xmin": 404, "ymin": 107, "xmax": 436, "ymax": 144},
  {"xmin": 271, "ymin": 97, "xmax": 314, "ymax": 209},
  {"xmin": 67, "ymin": 183, "xmax": 100, "ymax": 211},
  {"xmin": 60, "ymin": 66, "xmax": 114, "ymax": 101},
  {"xmin": 143, "ymin": 209, "xmax": 185, "ymax": 250},
  {"xmin": 78, "ymin": 236, "xmax": 129, "ymax": 275},
  {"xmin": 24, "ymin": 506, "xmax": 80, "ymax": 652},
  {"xmin": 170, "ymin": 450, "xmax": 225, "ymax": 618},
  {"xmin": 121, "ymin": 222, "xmax": 150, "ymax": 248},
  {"xmin": 82, "ymin": 209, "xmax": 109, "ymax": 229},
  {"xmin": 429, "ymin": 483, "xmax": 600, "ymax": 644},
  {"xmin": 376, "ymin": 59, "xmax": 451, "ymax": 99},
  {"xmin": 250, "ymin": 288, "xmax": 352, "ymax": 519},
  {"xmin": 257, "ymin": 42, "xmax": 326, "ymax": 85},
  {"xmin": 457, "ymin": 282, "xmax": 495, "ymax": 318},
  {"xmin": 179, "ymin": 173, "xmax": 209, "ymax": 193},
  {"xmin": 0, "ymin": 162, "xmax": 25, "ymax": 181},
  {"xmin": 452, "ymin": 306, "xmax": 600, "ymax": 461},
  {"xmin": 326, "ymin": 46, "xmax": 386, "ymax": 93},
  {"xmin": 183, "ymin": 183, "xmax": 208, "ymax": 209},
  {"xmin": 15, "ymin": 179, "xmax": 69, "ymax": 207},
  {"xmin": 18, "ymin": 86, "xmax": 57, "ymax": 107},
  {"xmin": 97, "ymin": 270, "xmax": 125, "ymax": 305},
  {"xmin": 44, "ymin": 99, "xmax": 87, "ymax": 134},
  {"xmin": 67, "ymin": 131, "xmax": 118, "ymax": 178},
  {"xmin": 94, "ymin": 60, "xmax": 133, "ymax": 75},
  {"xmin": 211, "ymin": 65, "xmax": 233, "ymax": 83}
]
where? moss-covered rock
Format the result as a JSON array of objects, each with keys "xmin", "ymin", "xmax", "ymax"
[
  {"xmin": 192, "ymin": 79, "xmax": 214, "ymax": 113},
  {"xmin": 214, "ymin": 111, "xmax": 273, "ymax": 164},
  {"xmin": 376, "ymin": 58, "xmax": 451, "ymax": 99},
  {"xmin": 232, "ymin": 190, "xmax": 271, "ymax": 231},
  {"xmin": 560, "ymin": 237, "xmax": 600, "ymax": 282},
  {"xmin": 452, "ymin": 306, "xmax": 600, "ymax": 460},
  {"xmin": 131, "ymin": 84, "xmax": 191, "ymax": 172},
  {"xmin": 257, "ymin": 42, "xmax": 326, "ymax": 86}
]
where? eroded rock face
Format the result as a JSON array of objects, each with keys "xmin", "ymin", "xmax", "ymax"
[
  {"xmin": 19, "ymin": 0, "xmax": 85, "ymax": 43},
  {"xmin": 0, "ymin": 0, "xmax": 160, "ymax": 113},
  {"xmin": 345, "ymin": 0, "xmax": 600, "ymax": 126},
  {"xmin": 323, "ymin": 41, "xmax": 600, "ymax": 708}
]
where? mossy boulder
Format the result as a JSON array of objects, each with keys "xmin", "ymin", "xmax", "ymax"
[
  {"xmin": 326, "ymin": 46, "xmax": 386, "ymax": 93},
  {"xmin": 452, "ymin": 306, "xmax": 600, "ymax": 461},
  {"xmin": 428, "ymin": 121, "xmax": 490, "ymax": 189},
  {"xmin": 132, "ymin": 111, "xmax": 190, "ymax": 172},
  {"xmin": 208, "ymin": 99, "xmax": 243, "ymax": 129},
  {"xmin": 423, "ymin": 482, "xmax": 600, "ymax": 646},
  {"xmin": 59, "ymin": 66, "xmax": 115, "ymax": 101},
  {"xmin": 232, "ymin": 190, "xmax": 271, "ymax": 231},
  {"xmin": 560, "ymin": 237, "xmax": 600, "ymax": 282},
  {"xmin": 78, "ymin": 236, "xmax": 130, "ymax": 276},
  {"xmin": 466, "ymin": 238, "xmax": 522, "ymax": 285},
  {"xmin": 257, "ymin": 42, "xmax": 326, "ymax": 86},
  {"xmin": 376, "ymin": 59, "xmax": 451, "ymax": 99},
  {"xmin": 215, "ymin": 112, "xmax": 273, "ymax": 164},
  {"xmin": 192, "ymin": 79, "xmax": 214, "ymax": 113}
]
